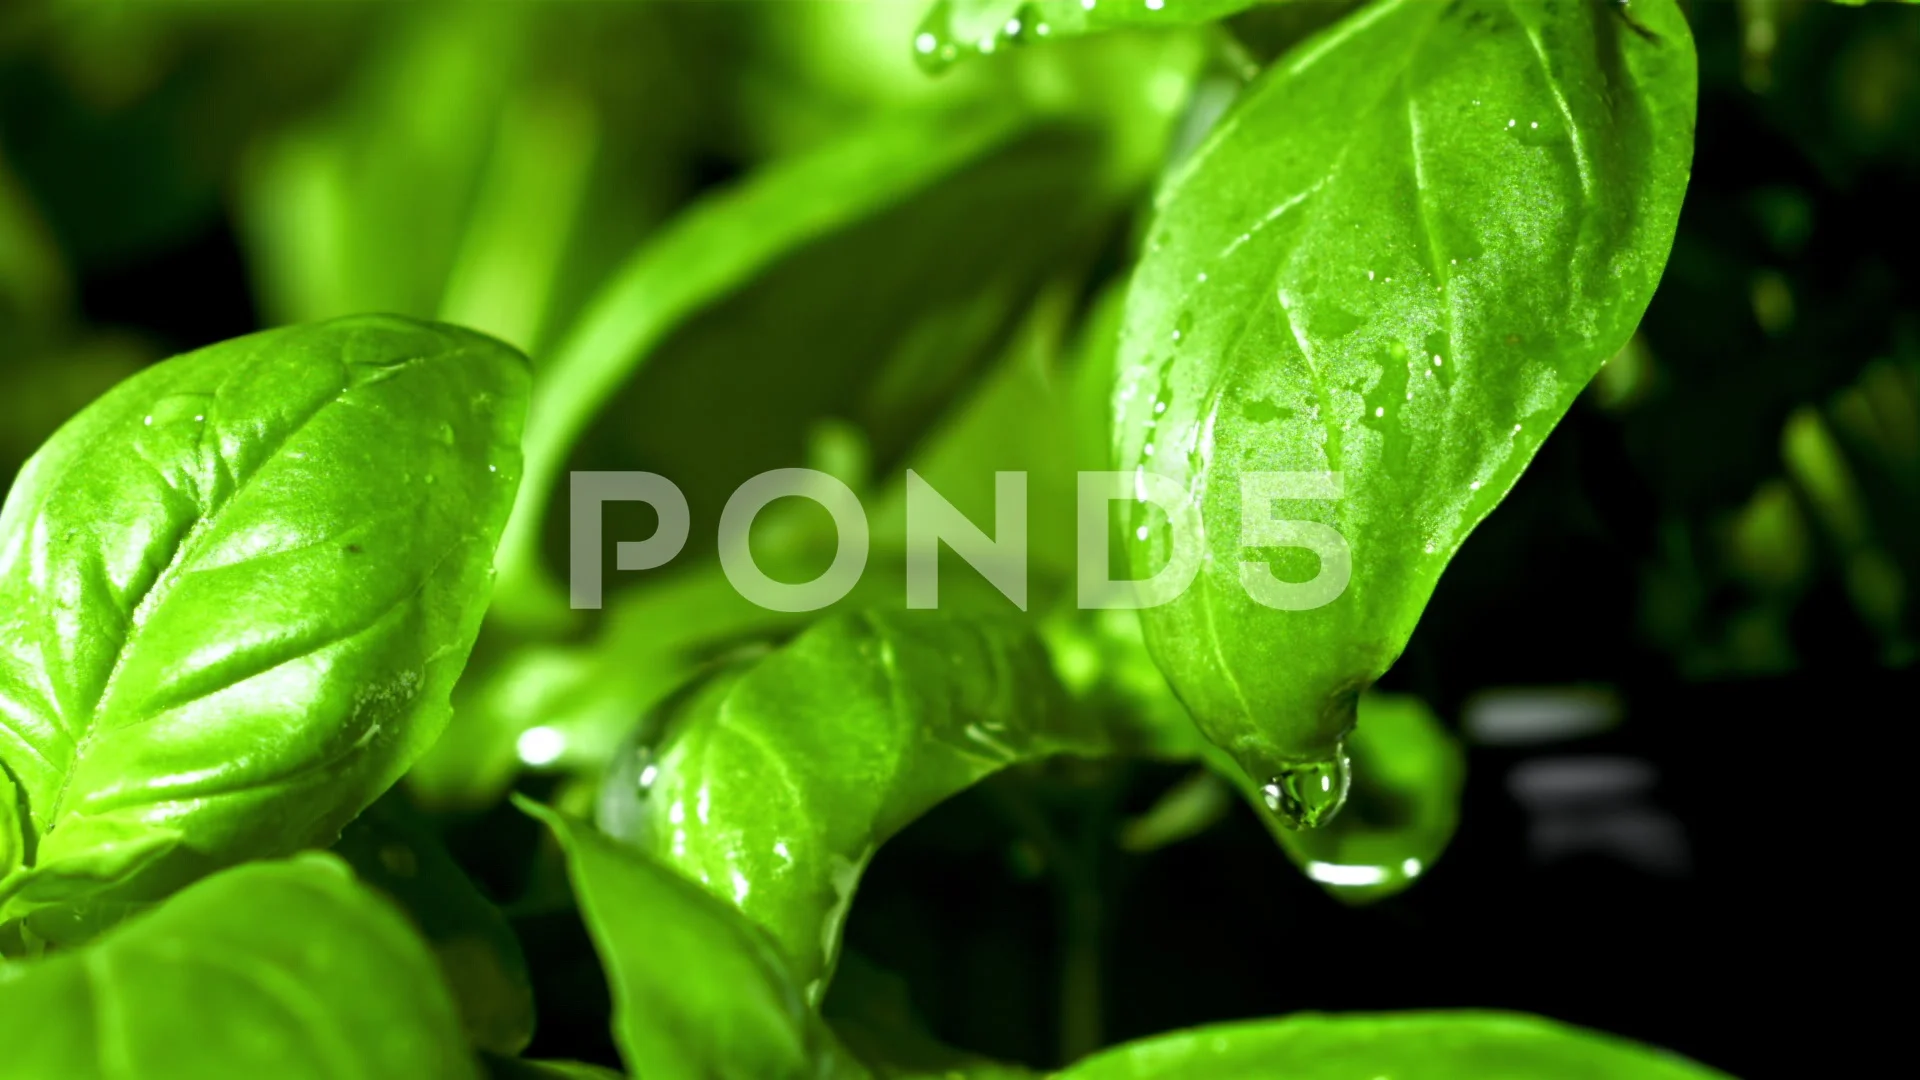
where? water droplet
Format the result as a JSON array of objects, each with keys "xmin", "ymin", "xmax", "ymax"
[{"xmin": 1260, "ymin": 747, "xmax": 1352, "ymax": 829}]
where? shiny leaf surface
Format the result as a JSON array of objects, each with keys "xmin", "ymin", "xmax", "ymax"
[
  {"xmin": 0, "ymin": 315, "xmax": 528, "ymax": 941},
  {"xmin": 1114, "ymin": 0, "xmax": 1696, "ymax": 807},
  {"xmin": 596, "ymin": 610, "xmax": 1110, "ymax": 1000}
]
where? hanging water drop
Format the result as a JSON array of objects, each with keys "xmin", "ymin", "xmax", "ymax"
[{"xmin": 1260, "ymin": 746, "xmax": 1352, "ymax": 829}]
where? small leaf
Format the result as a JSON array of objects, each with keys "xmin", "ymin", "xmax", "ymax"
[
  {"xmin": 1114, "ymin": 0, "xmax": 1696, "ymax": 808},
  {"xmin": 518, "ymin": 799, "xmax": 870, "ymax": 1080},
  {"xmin": 334, "ymin": 794, "xmax": 536, "ymax": 1055},
  {"xmin": 0, "ymin": 854, "xmax": 479, "ymax": 1079},
  {"xmin": 1055, "ymin": 1010, "xmax": 1731, "ymax": 1079},
  {"xmin": 596, "ymin": 609, "xmax": 1110, "ymax": 1000},
  {"xmin": 0, "ymin": 315, "xmax": 528, "ymax": 941}
]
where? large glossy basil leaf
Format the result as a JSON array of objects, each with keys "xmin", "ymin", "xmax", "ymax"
[
  {"xmin": 596, "ymin": 609, "xmax": 1110, "ymax": 1001},
  {"xmin": 0, "ymin": 315, "xmax": 528, "ymax": 942},
  {"xmin": 334, "ymin": 793, "xmax": 535, "ymax": 1055},
  {"xmin": 1114, "ymin": 0, "xmax": 1696, "ymax": 815},
  {"xmin": 0, "ymin": 854, "xmax": 479, "ymax": 1079},
  {"xmin": 1055, "ymin": 1010, "xmax": 1731, "ymax": 1078},
  {"xmin": 519, "ymin": 800, "xmax": 870, "ymax": 1080},
  {"xmin": 913, "ymin": 0, "xmax": 1262, "ymax": 72}
]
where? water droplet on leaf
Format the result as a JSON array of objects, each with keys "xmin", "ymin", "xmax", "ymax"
[{"xmin": 1260, "ymin": 747, "xmax": 1352, "ymax": 829}]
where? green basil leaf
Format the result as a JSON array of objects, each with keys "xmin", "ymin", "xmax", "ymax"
[
  {"xmin": 413, "ymin": 558, "xmax": 927, "ymax": 811},
  {"xmin": 1114, "ymin": 0, "xmax": 1695, "ymax": 820},
  {"xmin": 334, "ymin": 794, "xmax": 535, "ymax": 1055},
  {"xmin": 490, "ymin": 103, "xmax": 1038, "ymax": 629},
  {"xmin": 1055, "ymin": 1010, "xmax": 1730, "ymax": 1078},
  {"xmin": 518, "ymin": 799, "xmax": 870, "ymax": 1080},
  {"xmin": 1270, "ymin": 692, "xmax": 1463, "ymax": 902},
  {"xmin": 0, "ymin": 315, "xmax": 528, "ymax": 942},
  {"xmin": 596, "ymin": 609, "xmax": 1110, "ymax": 1001},
  {"xmin": 913, "ymin": 0, "xmax": 1263, "ymax": 72},
  {"xmin": 0, "ymin": 854, "xmax": 479, "ymax": 1079}
]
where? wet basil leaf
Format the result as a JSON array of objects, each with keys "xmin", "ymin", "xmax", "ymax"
[
  {"xmin": 0, "ymin": 315, "xmax": 528, "ymax": 942},
  {"xmin": 0, "ymin": 854, "xmax": 479, "ymax": 1079},
  {"xmin": 1114, "ymin": 0, "xmax": 1695, "ymax": 818},
  {"xmin": 913, "ymin": 0, "xmax": 1262, "ymax": 72},
  {"xmin": 520, "ymin": 799, "xmax": 870, "ymax": 1080},
  {"xmin": 334, "ymin": 794, "xmax": 535, "ymax": 1055},
  {"xmin": 1055, "ymin": 1010, "xmax": 1731, "ymax": 1078},
  {"xmin": 596, "ymin": 609, "xmax": 1110, "ymax": 1000}
]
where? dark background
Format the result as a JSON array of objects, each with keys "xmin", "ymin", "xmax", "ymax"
[{"xmin": 5, "ymin": 2, "xmax": 1913, "ymax": 1078}]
